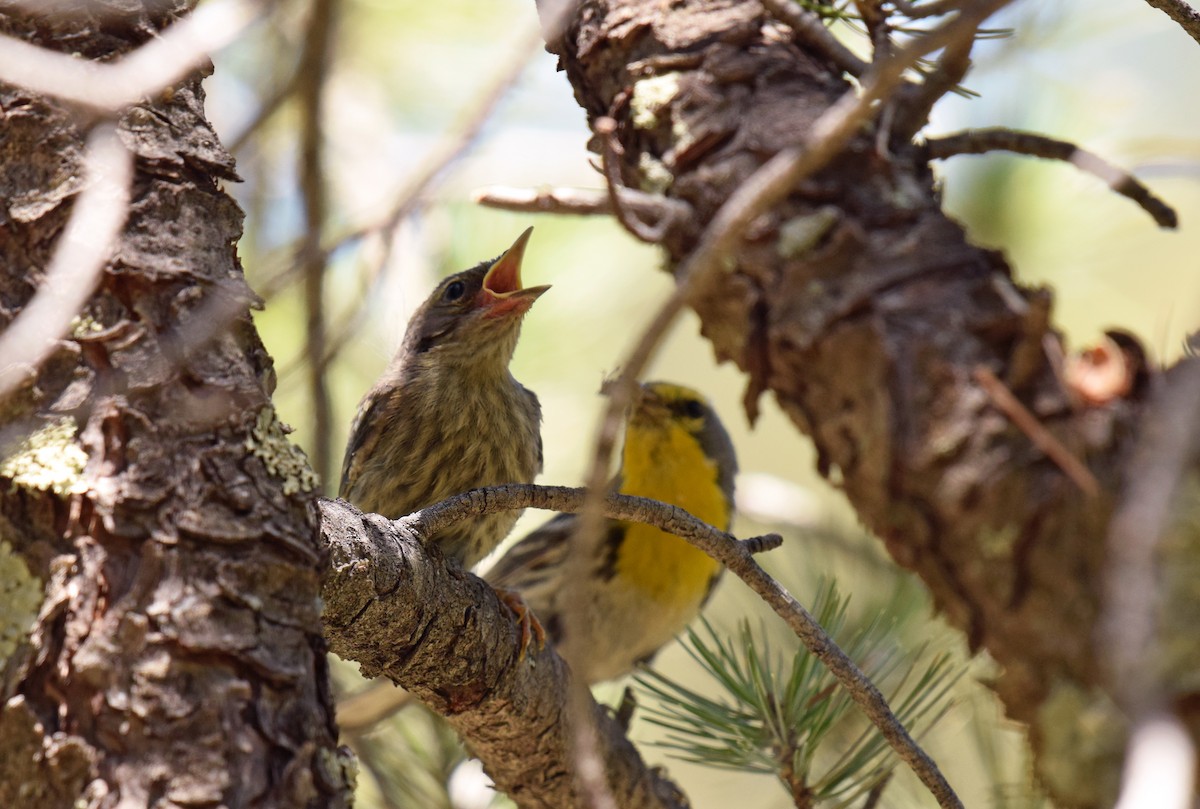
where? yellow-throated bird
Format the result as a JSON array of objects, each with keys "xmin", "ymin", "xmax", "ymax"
[
  {"xmin": 487, "ymin": 381, "xmax": 737, "ymax": 684},
  {"xmin": 340, "ymin": 227, "xmax": 547, "ymax": 569}
]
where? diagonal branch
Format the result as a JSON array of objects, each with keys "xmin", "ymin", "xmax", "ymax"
[
  {"xmin": 0, "ymin": 0, "xmax": 262, "ymax": 113},
  {"xmin": 1142, "ymin": 0, "xmax": 1200, "ymax": 47},
  {"xmin": 926, "ymin": 128, "xmax": 1179, "ymax": 228}
]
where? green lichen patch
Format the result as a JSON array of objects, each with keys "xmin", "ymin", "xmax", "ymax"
[
  {"xmin": 0, "ymin": 418, "xmax": 88, "ymax": 495},
  {"xmin": 777, "ymin": 208, "xmax": 840, "ymax": 259},
  {"xmin": 245, "ymin": 408, "xmax": 319, "ymax": 496},
  {"xmin": 69, "ymin": 315, "xmax": 104, "ymax": 339},
  {"xmin": 637, "ymin": 153, "xmax": 674, "ymax": 195},
  {"xmin": 630, "ymin": 72, "xmax": 681, "ymax": 130},
  {"xmin": 0, "ymin": 540, "xmax": 43, "ymax": 660}
]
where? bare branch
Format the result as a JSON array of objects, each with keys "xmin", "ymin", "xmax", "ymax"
[
  {"xmin": 759, "ymin": 0, "xmax": 869, "ymax": 76},
  {"xmin": 893, "ymin": 28, "xmax": 974, "ymax": 140},
  {"xmin": 927, "ymin": 128, "xmax": 1179, "ymax": 228},
  {"xmin": 890, "ymin": 0, "xmax": 967, "ymax": 19},
  {"xmin": 0, "ymin": 0, "xmax": 262, "ymax": 113},
  {"xmin": 595, "ymin": 117, "xmax": 689, "ymax": 243},
  {"xmin": 228, "ymin": 66, "xmax": 302, "ymax": 154},
  {"xmin": 397, "ymin": 484, "xmax": 962, "ymax": 809},
  {"xmin": 296, "ymin": 0, "xmax": 336, "ymax": 486},
  {"xmin": 473, "ymin": 185, "xmax": 613, "ymax": 215},
  {"xmin": 0, "ymin": 124, "xmax": 132, "ymax": 400},
  {"xmin": 1142, "ymin": 0, "xmax": 1200, "ymax": 47},
  {"xmin": 472, "ymin": 184, "xmax": 690, "ymax": 223}
]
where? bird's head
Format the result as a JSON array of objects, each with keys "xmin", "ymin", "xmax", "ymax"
[
  {"xmin": 402, "ymin": 227, "xmax": 549, "ymax": 367},
  {"xmin": 625, "ymin": 381, "xmax": 738, "ymax": 513}
]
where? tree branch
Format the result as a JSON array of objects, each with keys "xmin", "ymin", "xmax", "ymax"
[
  {"xmin": 926, "ymin": 128, "xmax": 1179, "ymax": 228},
  {"xmin": 1142, "ymin": 0, "xmax": 1200, "ymax": 47},
  {"xmin": 319, "ymin": 498, "xmax": 687, "ymax": 809},
  {"xmin": 539, "ymin": 1, "xmax": 1185, "ymax": 804},
  {"xmin": 759, "ymin": 0, "xmax": 868, "ymax": 76},
  {"xmin": 0, "ymin": 0, "xmax": 262, "ymax": 113},
  {"xmin": 296, "ymin": 0, "xmax": 336, "ymax": 486},
  {"xmin": 346, "ymin": 484, "xmax": 961, "ymax": 809}
]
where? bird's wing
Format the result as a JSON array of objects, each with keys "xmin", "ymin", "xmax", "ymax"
[{"xmin": 339, "ymin": 384, "xmax": 392, "ymax": 497}]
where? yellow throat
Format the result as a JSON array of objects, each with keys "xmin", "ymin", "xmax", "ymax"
[{"xmin": 613, "ymin": 411, "xmax": 729, "ymax": 599}]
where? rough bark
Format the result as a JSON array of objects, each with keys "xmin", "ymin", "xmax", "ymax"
[
  {"xmin": 538, "ymin": 1, "xmax": 1198, "ymax": 805},
  {"xmin": 0, "ymin": 4, "xmax": 350, "ymax": 807},
  {"xmin": 321, "ymin": 498, "xmax": 687, "ymax": 809}
]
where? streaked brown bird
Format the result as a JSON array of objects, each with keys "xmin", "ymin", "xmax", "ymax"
[{"xmin": 339, "ymin": 227, "xmax": 548, "ymax": 569}]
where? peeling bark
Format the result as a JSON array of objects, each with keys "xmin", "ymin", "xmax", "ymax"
[
  {"xmin": 0, "ymin": 4, "xmax": 349, "ymax": 807},
  {"xmin": 538, "ymin": 1, "xmax": 1197, "ymax": 805}
]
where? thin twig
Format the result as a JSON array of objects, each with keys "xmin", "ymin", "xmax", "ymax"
[
  {"xmin": 759, "ymin": 0, "xmax": 869, "ymax": 76},
  {"xmin": 0, "ymin": 0, "xmax": 263, "ymax": 113},
  {"xmin": 228, "ymin": 65, "xmax": 303, "ymax": 154},
  {"xmin": 596, "ymin": 116, "xmax": 684, "ymax": 243},
  {"xmin": 403, "ymin": 484, "xmax": 781, "ymax": 552},
  {"xmin": 890, "ymin": 0, "xmax": 966, "ymax": 19},
  {"xmin": 396, "ymin": 483, "xmax": 961, "ymax": 809},
  {"xmin": 472, "ymin": 184, "xmax": 689, "ymax": 223},
  {"xmin": 1142, "ymin": 0, "xmax": 1200, "ymax": 47},
  {"xmin": 854, "ymin": 0, "xmax": 893, "ymax": 61},
  {"xmin": 894, "ymin": 27, "xmax": 975, "ymax": 140},
  {"xmin": 473, "ymin": 185, "xmax": 613, "ymax": 215},
  {"xmin": 973, "ymin": 366, "xmax": 1101, "ymax": 497},
  {"xmin": 0, "ymin": 125, "xmax": 133, "ymax": 400},
  {"xmin": 296, "ymin": 0, "xmax": 336, "ymax": 487},
  {"xmin": 927, "ymin": 128, "xmax": 1179, "ymax": 228}
]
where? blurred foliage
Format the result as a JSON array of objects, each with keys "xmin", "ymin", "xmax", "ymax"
[{"xmin": 204, "ymin": 0, "xmax": 1200, "ymax": 806}]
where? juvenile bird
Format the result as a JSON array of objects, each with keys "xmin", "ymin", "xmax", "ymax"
[
  {"xmin": 486, "ymin": 381, "xmax": 737, "ymax": 684},
  {"xmin": 339, "ymin": 227, "xmax": 547, "ymax": 569}
]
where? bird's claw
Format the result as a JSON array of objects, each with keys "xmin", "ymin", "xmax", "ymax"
[{"xmin": 494, "ymin": 586, "xmax": 546, "ymax": 660}]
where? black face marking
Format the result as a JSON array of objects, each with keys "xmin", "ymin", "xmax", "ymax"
[{"xmin": 679, "ymin": 399, "xmax": 705, "ymax": 420}]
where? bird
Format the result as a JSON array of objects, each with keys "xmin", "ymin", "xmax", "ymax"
[
  {"xmin": 486, "ymin": 380, "xmax": 737, "ymax": 684},
  {"xmin": 335, "ymin": 381, "xmax": 737, "ymax": 732},
  {"xmin": 339, "ymin": 227, "xmax": 548, "ymax": 570}
]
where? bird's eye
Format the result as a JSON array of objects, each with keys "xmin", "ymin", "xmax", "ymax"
[
  {"xmin": 681, "ymin": 399, "xmax": 705, "ymax": 420},
  {"xmin": 443, "ymin": 280, "xmax": 466, "ymax": 302}
]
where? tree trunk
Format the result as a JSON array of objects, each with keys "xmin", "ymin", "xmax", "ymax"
[
  {"xmin": 538, "ymin": 1, "xmax": 1200, "ymax": 805},
  {"xmin": 0, "ymin": 4, "xmax": 350, "ymax": 806}
]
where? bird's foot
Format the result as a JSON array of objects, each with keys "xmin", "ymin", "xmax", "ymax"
[{"xmin": 493, "ymin": 586, "xmax": 546, "ymax": 659}]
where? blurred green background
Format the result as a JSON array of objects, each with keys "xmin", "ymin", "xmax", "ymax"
[{"xmin": 207, "ymin": 0, "xmax": 1200, "ymax": 806}]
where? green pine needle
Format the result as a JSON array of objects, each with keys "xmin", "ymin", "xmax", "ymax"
[{"xmin": 635, "ymin": 579, "xmax": 962, "ymax": 807}]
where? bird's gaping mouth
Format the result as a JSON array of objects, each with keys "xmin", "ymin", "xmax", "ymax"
[{"xmin": 480, "ymin": 227, "xmax": 550, "ymax": 317}]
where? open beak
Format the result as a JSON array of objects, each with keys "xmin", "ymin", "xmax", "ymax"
[{"xmin": 479, "ymin": 227, "xmax": 551, "ymax": 317}]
